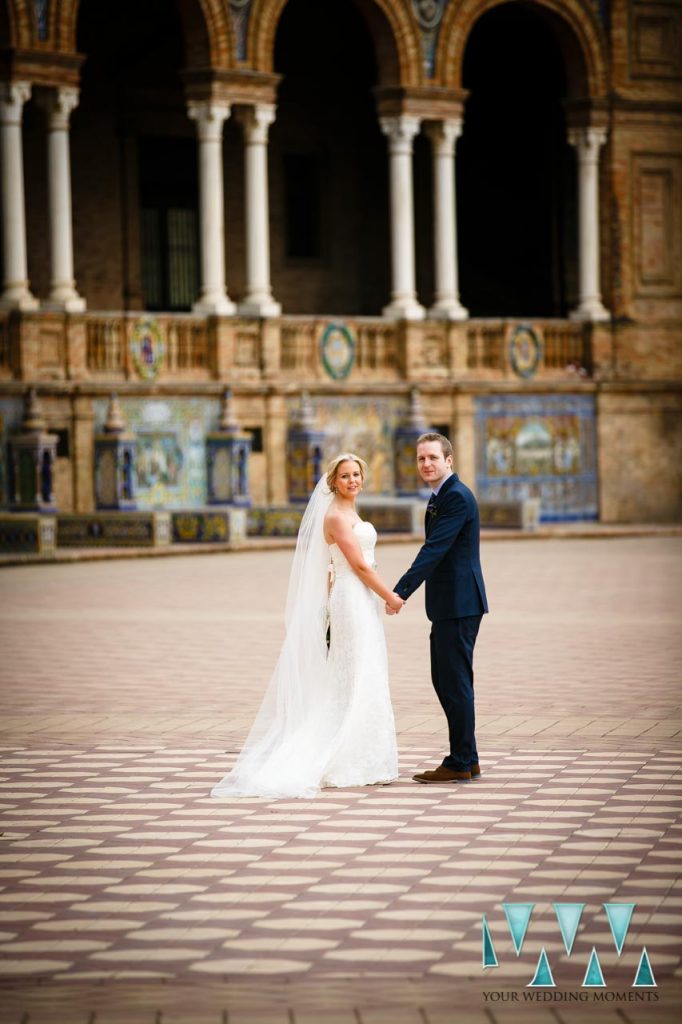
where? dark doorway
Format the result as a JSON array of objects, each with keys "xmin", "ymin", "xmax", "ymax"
[
  {"xmin": 272, "ymin": 0, "xmax": 389, "ymax": 315},
  {"xmin": 75, "ymin": 0, "xmax": 199, "ymax": 311},
  {"xmin": 138, "ymin": 137, "xmax": 199, "ymax": 311},
  {"xmin": 458, "ymin": 3, "xmax": 577, "ymax": 317}
]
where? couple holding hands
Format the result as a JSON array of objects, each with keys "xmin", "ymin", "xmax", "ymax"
[{"xmin": 212, "ymin": 433, "xmax": 488, "ymax": 800}]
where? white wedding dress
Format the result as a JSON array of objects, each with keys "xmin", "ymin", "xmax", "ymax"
[
  {"xmin": 211, "ymin": 481, "xmax": 398, "ymax": 800},
  {"xmin": 321, "ymin": 521, "xmax": 398, "ymax": 788}
]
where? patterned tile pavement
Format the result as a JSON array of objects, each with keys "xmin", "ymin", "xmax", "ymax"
[{"xmin": 0, "ymin": 536, "xmax": 680, "ymax": 1022}]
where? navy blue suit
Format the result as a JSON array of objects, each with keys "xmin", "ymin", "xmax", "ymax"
[{"xmin": 394, "ymin": 473, "xmax": 488, "ymax": 772}]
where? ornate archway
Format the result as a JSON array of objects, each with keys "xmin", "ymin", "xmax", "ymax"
[
  {"xmin": 247, "ymin": 0, "xmax": 423, "ymax": 86},
  {"xmin": 2, "ymin": 0, "xmax": 29, "ymax": 48},
  {"xmin": 52, "ymin": 0, "xmax": 235, "ymax": 68},
  {"xmin": 436, "ymin": 0, "xmax": 608, "ymax": 99}
]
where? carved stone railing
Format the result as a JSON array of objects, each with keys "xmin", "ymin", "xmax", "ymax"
[
  {"xmin": 278, "ymin": 316, "xmax": 402, "ymax": 381},
  {"xmin": 465, "ymin": 319, "xmax": 591, "ymax": 379},
  {"xmin": 542, "ymin": 322, "xmax": 592, "ymax": 374},
  {"xmin": 85, "ymin": 313, "xmax": 211, "ymax": 379},
  {"xmin": 2, "ymin": 310, "xmax": 597, "ymax": 385},
  {"xmin": 466, "ymin": 322, "xmax": 506, "ymax": 372},
  {"xmin": 86, "ymin": 316, "xmax": 126, "ymax": 375}
]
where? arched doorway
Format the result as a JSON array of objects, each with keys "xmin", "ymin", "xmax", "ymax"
[
  {"xmin": 457, "ymin": 2, "xmax": 578, "ymax": 318},
  {"xmin": 72, "ymin": 0, "xmax": 208, "ymax": 311},
  {"xmin": 270, "ymin": 0, "xmax": 392, "ymax": 315}
]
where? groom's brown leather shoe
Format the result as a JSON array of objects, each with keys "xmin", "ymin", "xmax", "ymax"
[
  {"xmin": 413, "ymin": 766, "xmax": 472, "ymax": 783},
  {"xmin": 471, "ymin": 763, "xmax": 481, "ymax": 777}
]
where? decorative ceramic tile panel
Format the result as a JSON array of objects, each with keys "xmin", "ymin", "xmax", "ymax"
[{"xmin": 475, "ymin": 394, "xmax": 598, "ymax": 521}]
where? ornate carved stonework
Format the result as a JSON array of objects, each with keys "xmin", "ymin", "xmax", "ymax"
[
  {"xmin": 413, "ymin": 0, "xmax": 447, "ymax": 78},
  {"xmin": 35, "ymin": 0, "xmax": 50, "ymax": 41},
  {"xmin": 229, "ymin": 0, "xmax": 251, "ymax": 62}
]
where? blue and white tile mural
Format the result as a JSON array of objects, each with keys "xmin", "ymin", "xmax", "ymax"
[
  {"xmin": 93, "ymin": 397, "xmax": 220, "ymax": 510},
  {"xmin": 475, "ymin": 394, "xmax": 598, "ymax": 522}
]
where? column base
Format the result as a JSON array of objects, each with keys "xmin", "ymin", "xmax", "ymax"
[
  {"xmin": 0, "ymin": 286, "xmax": 39, "ymax": 311},
  {"xmin": 570, "ymin": 299, "xmax": 610, "ymax": 323},
  {"xmin": 428, "ymin": 299, "xmax": 469, "ymax": 321},
  {"xmin": 238, "ymin": 296, "xmax": 282, "ymax": 318},
  {"xmin": 193, "ymin": 295, "xmax": 236, "ymax": 316},
  {"xmin": 382, "ymin": 298, "xmax": 426, "ymax": 321},
  {"xmin": 43, "ymin": 290, "xmax": 86, "ymax": 313}
]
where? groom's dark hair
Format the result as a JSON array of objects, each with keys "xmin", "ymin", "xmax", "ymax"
[{"xmin": 417, "ymin": 432, "xmax": 453, "ymax": 459}]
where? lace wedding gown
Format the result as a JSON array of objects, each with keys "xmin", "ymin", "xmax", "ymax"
[{"xmin": 211, "ymin": 515, "xmax": 398, "ymax": 799}]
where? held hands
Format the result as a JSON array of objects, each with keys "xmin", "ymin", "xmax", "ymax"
[{"xmin": 385, "ymin": 592, "xmax": 405, "ymax": 616}]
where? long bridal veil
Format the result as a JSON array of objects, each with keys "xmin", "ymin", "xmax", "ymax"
[{"xmin": 211, "ymin": 476, "xmax": 336, "ymax": 799}]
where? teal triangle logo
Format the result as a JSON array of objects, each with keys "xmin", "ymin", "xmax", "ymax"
[
  {"xmin": 482, "ymin": 914, "xmax": 498, "ymax": 968},
  {"xmin": 528, "ymin": 948, "xmax": 555, "ymax": 987},
  {"xmin": 604, "ymin": 902, "xmax": 635, "ymax": 955},
  {"xmin": 502, "ymin": 902, "xmax": 534, "ymax": 955},
  {"xmin": 633, "ymin": 947, "xmax": 656, "ymax": 987},
  {"xmin": 554, "ymin": 903, "xmax": 584, "ymax": 956},
  {"xmin": 582, "ymin": 947, "xmax": 606, "ymax": 987}
]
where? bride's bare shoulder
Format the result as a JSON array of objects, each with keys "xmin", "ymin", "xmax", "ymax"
[
  {"xmin": 324, "ymin": 507, "xmax": 347, "ymax": 543},
  {"xmin": 324, "ymin": 507, "xmax": 341, "ymax": 529}
]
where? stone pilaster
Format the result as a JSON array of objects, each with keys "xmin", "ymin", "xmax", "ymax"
[
  {"xmin": 451, "ymin": 391, "xmax": 477, "ymax": 491},
  {"xmin": 71, "ymin": 395, "xmax": 95, "ymax": 512},
  {"xmin": 264, "ymin": 391, "xmax": 288, "ymax": 505}
]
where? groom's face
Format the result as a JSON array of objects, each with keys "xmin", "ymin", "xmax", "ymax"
[{"xmin": 417, "ymin": 441, "xmax": 452, "ymax": 487}]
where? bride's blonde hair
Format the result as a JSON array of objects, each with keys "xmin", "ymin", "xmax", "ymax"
[{"xmin": 326, "ymin": 452, "xmax": 368, "ymax": 492}]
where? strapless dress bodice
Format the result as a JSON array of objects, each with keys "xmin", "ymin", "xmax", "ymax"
[{"xmin": 329, "ymin": 520, "xmax": 377, "ymax": 576}]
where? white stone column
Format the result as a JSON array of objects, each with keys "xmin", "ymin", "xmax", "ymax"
[
  {"xmin": 0, "ymin": 82, "xmax": 38, "ymax": 310},
  {"xmin": 569, "ymin": 126, "xmax": 610, "ymax": 322},
  {"xmin": 424, "ymin": 119, "xmax": 468, "ymax": 321},
  {"xmin": 380, "ymin": 115, "xmax": 425, "ymax": 320},
  {"xmin": 187, "ymin": 99, "xmax": 235, "ymax": 315},
  {"xmin": 43, "ymin": 87, "xmax": 85, "ymax": 312},
  {"xmin": 236, "ymin": 104, "xmax": 281, "ymax": 318}
]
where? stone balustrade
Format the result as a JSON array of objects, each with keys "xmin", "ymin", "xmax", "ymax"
[{"xmin": 0, "ymin": 310, "xmax": 598, "ymax": 385}]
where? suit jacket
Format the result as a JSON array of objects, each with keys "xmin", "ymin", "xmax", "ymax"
[{"xmin": 394, "ymin": 473, "xmax": 488, "ymax": 622}]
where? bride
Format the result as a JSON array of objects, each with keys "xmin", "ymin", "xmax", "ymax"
[{"xmin": 211, "ymin": 452, "xmax": 403, "ymax": 799}]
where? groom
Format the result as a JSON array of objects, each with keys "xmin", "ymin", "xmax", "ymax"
[{"xmin": 388, "ymin": 433, "xmax": 488, "ymax": 783}]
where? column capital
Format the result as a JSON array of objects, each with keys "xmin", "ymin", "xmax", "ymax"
[
  {"xmin": 423, "ymin": 118, "xmax": 464, "ymax": 154},
  {"xmin": 379, "ymin": 115, "xmax": 421, "ymax": 154},
  {"xmin": 43, "ymin": 87, "xmax": 80, "ymax": 131},
  {"xmin": 235, "ymin": 103, "xmax": 277, "ymax": 145},
  {"xmin": 568, "ymin": 126, "xmax": 608, "ymax": 159},
  {"xmin": 0, "ymin": 81, "xmax": 32, "ymax": 124},
  {"xmin": 187, "ymin": 100, "xmax": 231, "ymax": 141}
]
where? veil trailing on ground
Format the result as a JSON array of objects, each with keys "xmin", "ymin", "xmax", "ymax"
[{"xmin": 211, "ymin": 476, "xmax": 336, "ymax": 799}]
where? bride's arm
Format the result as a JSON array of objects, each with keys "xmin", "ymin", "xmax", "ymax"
[{"xmin": 325, "ymin": 512, "xmax": 404, "ymax": 612}]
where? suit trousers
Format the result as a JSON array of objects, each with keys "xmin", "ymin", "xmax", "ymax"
[{"xmin": 429, "ymin": 615, "xmax": 482, "ymax": 771}]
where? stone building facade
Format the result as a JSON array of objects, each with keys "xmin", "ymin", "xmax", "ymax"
[{"xmin": 0, "ymin": 0, "xmax": 680, "ymax": 522}]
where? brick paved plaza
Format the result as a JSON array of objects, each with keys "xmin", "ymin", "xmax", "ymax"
[{"xmin": 0, "ymin": 536, "xmax": 680, "ymax": 1023}]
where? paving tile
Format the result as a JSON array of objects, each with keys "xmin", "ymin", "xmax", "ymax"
[{"xmin": 0, "ymin": 537, "xmax": 680, "ymax": 1021}]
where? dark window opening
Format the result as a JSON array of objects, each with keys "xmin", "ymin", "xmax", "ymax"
[
  {"xmin": 458, "ymin": 5, "xmax": 577, "ymax": 318},
  {"xmin": 284, "ymin": 154, "xmax": 322, "ymax": 260},
  {"xmin": 138, "ymin": 137, "xmax": 199, "ymax": 311}
]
